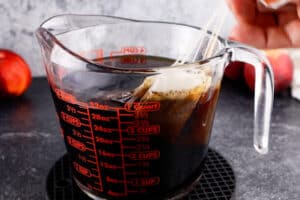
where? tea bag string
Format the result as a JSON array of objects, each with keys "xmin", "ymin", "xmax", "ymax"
[
  {"xmin": 172, "ymin": 12, "xmax": 216, "ymax": 66},
  {"xmin": 190, "ymin": 11, "xmax": 219, "ymax": 62},
  {"xmin": 203, "ymin": 9, "xmax": 228, "ymax": 59},
  {"xmin": 173, "ymin": 5, "xmax": 228, "ymax": 65}
]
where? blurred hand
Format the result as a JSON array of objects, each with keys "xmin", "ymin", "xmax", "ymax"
[{"xmin": 227, "ymin": 0, "xmax": 300, "ymax": 49}]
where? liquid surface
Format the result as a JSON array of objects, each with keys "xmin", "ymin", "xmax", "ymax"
[{"xmin": 49, "ymin": 55, "xmax": 220, "ymax": 199}]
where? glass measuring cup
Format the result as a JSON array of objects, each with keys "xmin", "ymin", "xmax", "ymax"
[{"xmin": 36, "ymin": 15, "xmax": 274, "ymax": 200}]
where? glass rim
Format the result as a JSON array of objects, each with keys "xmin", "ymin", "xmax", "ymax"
[{"xmin": 37, "ymin": 14, "xmax": 228, "ymax": 74}]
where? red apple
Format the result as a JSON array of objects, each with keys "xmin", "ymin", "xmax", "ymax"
[
  {"xmin": 0, "ymin": 49, "xmax": 32, "ymax": 98},
  {"xmin": 224, "ymin": 61, "xmax": 245, "ymax": 80},
  {"xmin": 244, "ymin": 49, "xmax": 293, "ymax": 93}
]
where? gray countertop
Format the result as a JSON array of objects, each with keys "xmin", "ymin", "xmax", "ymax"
[{"xmin": 0, "ymin": 78, "xmax": 299, "ymax": 200}]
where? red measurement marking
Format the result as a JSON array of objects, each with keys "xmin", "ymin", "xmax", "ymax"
[
  {"xmin": 72, "ymin": 129, "xmax": 82, "ymax": 138},
  {"xmin": 136, "ymin": 144, "xmax": 151, "ymax": 150},
  {"xmin": 128, "ymin": 189, "xmax": 147, "ymax": 194},
  {"xmin": 85, "ymin": 141, "xmax": 93, "ymax": 145},
  {"xmin": 126, "ymin": 125, "xmax": 160, "ymax": 135},
  {"xmin": 117, "ymin": 109, "xmax": 128, "ymax": 195},
  {"xmin": 89, "ymin": 102, "xmax": 110, "ymax": 110},
  {"xmin": 125, "ymin": 171, "xmax": 138, "ymax": 175},
  {"xmin": 93, "ymin": 187, "xmax": 102, "ymax": 192},
  {"xmin": 83, "ymin": 130, "xmax": 91, "ymax": 133},
  {"xmin": 125, "ymin": 162, "xmax": 150, "ymax": 167},
  {"xmin": 129, "ymin": 177, "xmax": 160, "ymax": 187},
  {"xmin": 86, "ymin": 108, "xmax": 103, "ymax": 192},
  {"xmin": 107, "ymin": 190, "xmax": 126, "ymax": 197},
  {"xmin": 110, "ymin": 46, "xmax": 145, "ymax": 57},
  {"xmin": 135, "ymin": 120, "xmax": 149, "ymax": 126},
  {"xmin": 125, "ymin": 171, "xmax": 150, "ymax": 176},
  {"xmin": 137, "ymin": 125, "xmax": 160, "ymax": 134},
  {"xmin": 54, "ymin": 88, "xmax": 77, "ymax": 104},
  {"xmin": 125, "ymin": 163, "xmax": 137, "ymax": 167},
  {"xmin": 123, "ymin": 146, "xmax": 136, "ymax": 149},
  {"xmin": 95, "ymin": 136, "xmax": 119, "ymax": 144},
  {"xmin": 85, "ymin": 147, "xmax": 94, "ymax": 152},
  {"xmin": 135, "ymin": 111, "xmax": 149, "ymax": 119},
  {"xmin": 106, "ymin": 176, "xmax": 125, "ymax": 184},
  {"xmin": 109, "ymin": 50, "xmax": 123, "ymax": 57},
  {"xmin": 99, "ymin": 150, "xmax": 120, "ymax": 158},
  {"xmin": 93, "ymin": 125, "xmax": 113, "ymax": 133},
  {"xmin": 87, "ymin": 159, "xmax": 97, "ymax": 164},
  {"xmin": 127, "ymin": 150, "xmax": 160, "ymax": 161},
  {"xmin": 136, "ymin": 136, "xmax": 150, "ymax": 142},
  {"xmin": 135, "ymin": 171, "xmax": 150, "ymax": 176},
  {"xmin": 77, "ymin": 110, "xmax": 88, "ymax": 115},
  {"xmin": 81, "ymin": 118, "xmax": 89, "ymax": 121},
  {"xmin": 92, "ymin": 174, "xmax": 101, "ymax": 178},
  {"xmin": 110, "ymin": 46, "xmax": 147, "ymax": 64},
  {"xmin": 126, "ymin": 127, "xmax": 135, "ymax": 134},
  {"xmin": 139, "ymin": 162, "xmax": 150, "ymax": 167},
  {"xmin": 82, "ymin": 135, "xmax": 92, "ymax": 139},
  {"xmin": 124, "ymin": 102, "xmax": 160, "ymax": 112},
  {"xmin": 67, "ymin": 136, "xmax": 86, "ymax": 152},
  {"xmin": 91, "ymin": 113, "xmax": 111, "ymax": 122},
  {"xmin": 119, "ymin": 113, "xmax": 134, "ymax": 117},
  {"xmin": 120, "ymin": 121, "xmax": 135, "ymax": 125},
  {"xmin": 81, "ymin": 123, "xmax": 90, "ymax": 127},
  {"xmin": 123, "ymin": 137, "xmax": 136, "ymax": 141},
  {"xmin": 100, "ymin": 162, "xmax": 122, "ymax": 170},
  {"xmin": 73, "ymin": 162, "xmax": 91, "ymax": 177},
  {"xmin": 66, "ymin": 105, "xmax": 77, "ymax": 114},
  {"xmin": 120, "ymin": 56, "xmax": 147, "ymax": 64},
  {"xmin": 122, "ymin": 46, "xmax": 146, "ymax": 54},
  {"xmin": 78, "ymin": 154, "xmax": 87, "ymax": 163},
  {"xmin": 60, "ymin": 112, "xmax": 81, "ymax": 127},
  {"xmin": 79, "ymin": 105, "xmax": 86, "ymax": 109}
]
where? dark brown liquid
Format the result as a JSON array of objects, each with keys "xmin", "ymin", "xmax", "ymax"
[{"xmin": 49, "ymin": 55, "xmax": 220, "ymax": 199}]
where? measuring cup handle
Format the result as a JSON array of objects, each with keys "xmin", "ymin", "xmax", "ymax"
[{"xmin": 225, "ymin": 42, "xmax": 274, "ymax": 154}]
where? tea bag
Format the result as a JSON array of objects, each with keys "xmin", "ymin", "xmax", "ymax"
[
  {"xmin": 131, "ymin": 5, "xmax": 227, "ymax": 141},
  {"xmin": 132, "ymin": 69, "xmax": 212, "ymax": 141}
]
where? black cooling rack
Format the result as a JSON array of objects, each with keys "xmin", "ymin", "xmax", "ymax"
[{"xmin": 46, "ymin": 149, "xmax": 235, "ymax": 200}]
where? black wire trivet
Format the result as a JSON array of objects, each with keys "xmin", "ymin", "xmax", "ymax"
[{"xmin": 46, "ymin": 149, "xmax": 235, "ymax": 200}]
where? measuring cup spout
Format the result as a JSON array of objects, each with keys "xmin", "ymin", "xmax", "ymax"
[
  {"xmin": 36, "ymin": 15, "xmax": 144, "ymax": 75},
  {"xmin": 36, "ymin": 28, "xmax": 54, "ymax": 52}
]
